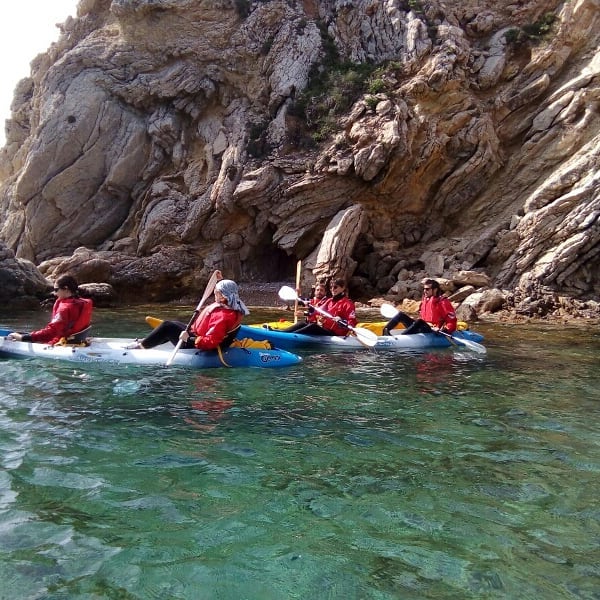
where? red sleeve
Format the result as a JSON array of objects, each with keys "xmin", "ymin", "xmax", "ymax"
[
  {"xmin": 344, "ymin": 299, "xmax": 357, "ymax": 327},
  {"xmin": 335, "ymin": 297, "xmax": 357, "ymax": 326},
  {"xmin": 440, "ymin": 298, "xmax": 457, "ymax": 333},
  {"xmin": 30, "ymin": 301, "xmax": 72, "ymax": 343}
]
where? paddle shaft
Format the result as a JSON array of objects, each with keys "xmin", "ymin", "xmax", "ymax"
[
  {"xmin": 165, "ymin": 270, "xmax": 222, "ymax": 366},
  {"xmin": 294, "ymin": 260, "xmax": 302, "ymax": 324}
]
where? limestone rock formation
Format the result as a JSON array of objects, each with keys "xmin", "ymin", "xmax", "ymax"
[
  {"xmin": 0, "ymin": 0, "xmax": 598, "ymax": 318},
  {"xmin": 0, "ymin": 241, "xmax": 51, "ymax": 308}
]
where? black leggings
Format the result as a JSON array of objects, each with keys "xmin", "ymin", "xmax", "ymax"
[
  {"xmin": 141, "ymin": 321, "xmax": 193, "ymax": 349},
  {"xmin": 385, "ymin": 312, "xmax": 433, "ymax": 335},
  {"xmin": 281, "ymin": 320, "xmax": 314, "ymax": 333},
  {"xmin": 286, "ymin": 322, "xmax": 336, "ymax": 336}
]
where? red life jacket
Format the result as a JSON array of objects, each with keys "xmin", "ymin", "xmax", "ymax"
[{"xmin": 69, "ymin": 297, "xmax": 93, "ymax": 334}]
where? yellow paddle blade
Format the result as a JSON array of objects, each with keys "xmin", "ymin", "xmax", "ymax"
[{"xmin": 145, "ymin": 316, "xmax": 163, "ymax": 329}]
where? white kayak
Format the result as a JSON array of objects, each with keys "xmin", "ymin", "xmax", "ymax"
[{"xmin": 0, "ymin": 332, "xmax": 302, "ymax": 369}]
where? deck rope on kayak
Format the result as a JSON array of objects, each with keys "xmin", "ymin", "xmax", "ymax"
[
  {"xmin": 230, "ymin": 338, "xmax": 273, "ymax": 349},
  {"xmin": 216, "ymin": 345, "xmax": 232, "ymax": 367},
  {"xmin": 217, "ymin": 338, "xmax": 273, "ymax": 367}
]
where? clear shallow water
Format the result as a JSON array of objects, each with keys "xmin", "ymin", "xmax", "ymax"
[{"xmin": 1, "ymin": 308, "xmax": 599, "ymax": 599}]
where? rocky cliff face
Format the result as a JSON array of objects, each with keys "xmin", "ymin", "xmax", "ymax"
[{"xmin": 1, "ymin": 0, "xmax": 598, "ymax": 315}]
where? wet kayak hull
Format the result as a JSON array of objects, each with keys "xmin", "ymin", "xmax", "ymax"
[
  {"xmin": 0, "ymin": 334, "xmax": 302, "ymax": 369},
  {"xmin": 237, "ymin": 324, "xmax": 485, "ymax": 352}
]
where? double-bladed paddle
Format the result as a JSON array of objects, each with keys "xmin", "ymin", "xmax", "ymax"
[
  {"xmin": 379, "ymin": 303, "xmax": 487, "ymax": 354},
  {"xmin": 165, "ymin": 270, "xmax": 222, "ymax": 366},
  {"xmin": 278, "ymin": 285, "xmax": 378, "ymax": 347}
]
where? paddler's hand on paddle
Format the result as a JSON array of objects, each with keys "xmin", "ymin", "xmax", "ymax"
[
  {"xmin": 179, "ymin": 330, "xmax": 191, "ymax": 343},
  {"xmin": 431, "ymin": 325, "xmax": 450, "ymax": 334},
  {"xmin": 334, "ymin": 318, "xmax": 352, "ymax": 336}
]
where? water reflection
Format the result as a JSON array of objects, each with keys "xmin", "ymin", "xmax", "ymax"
[
  {"xmin": 181, "ymin": 374, "xmax": 235, "ymax": 432},
  {"xmin": 413, "ymin": 351, "xmax": 462, "ymax": 394}
]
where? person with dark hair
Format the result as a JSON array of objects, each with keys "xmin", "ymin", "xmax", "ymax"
[
  {"xmin": 282, "ymin": 277, "xmax": 357, "ymax": 337},
  {"xmin": 128, "ymin": 279, "xmax": 250, "ymax": 350},
  {"xmin": 279, "ymin": 281, "xmax": 329, "ymax": 333},
  {"xmin": 383, "ymin": 278, "xmax": 457, "ymax": 335},
  {"xmin": 7, "ymin": 274, "xmax": 93, "ymax": 345}
]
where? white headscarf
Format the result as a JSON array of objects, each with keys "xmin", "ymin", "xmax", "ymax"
[{"xmin": 216, "ymin": 279, "xmax": 250, "ymax": 315}]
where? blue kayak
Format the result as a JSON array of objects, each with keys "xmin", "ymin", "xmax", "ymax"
[{"xmin": 237, "ymin": 324, "xmax": 486, "ymax": 352}]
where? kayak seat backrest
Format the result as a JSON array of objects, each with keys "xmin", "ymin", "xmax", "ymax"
[
  {"xmin": 66, "ymin": 326, "xmax": 92, "ymax": 344},
  {"xmin": 221, "ymin": 325, "xmax": 241, "ymax": 349}
]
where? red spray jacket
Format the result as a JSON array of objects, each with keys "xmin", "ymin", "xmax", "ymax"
[
  {"xmin": 420, "ymin": 295, "xmax": 457, "ymax": 333},
  {"xmin": 31, "ymin": 297, "xmax": 93, "ymax": 345},
  {"xmin": 316, "ymin": 295, "xmax": 357, "ymax": 336},
  {"xmin": 191, "ymin": 303, "xmax": 243, "ymax": 350}
]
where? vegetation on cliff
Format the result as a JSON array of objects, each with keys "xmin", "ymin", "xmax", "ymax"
[{"xmin": 0, "ymin": 0, "xmax": 598, "ymax": 321}]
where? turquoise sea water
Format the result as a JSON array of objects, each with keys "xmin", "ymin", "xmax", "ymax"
[{"xmin": 1, "ymin": 307, "xmax": 599, "ymax": 599}]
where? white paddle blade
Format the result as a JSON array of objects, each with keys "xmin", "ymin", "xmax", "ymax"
[
  {"xmin": 353, "ymin": 327, "xmax": 378, "ymax": 347},
  {"xmin": 441, "ymin": 331, "xmax": 486, "ymax": 354},
  {"xmin": 197, "ymin": 270, "xmax": 221, "ymax": 308},
  {"xmin": 459, "ymin": 338, "xmax": 487, "ymax": 354},
  {"xmin": 278, "ymin": 285, "xmax": 299, "ymax": 302},
  {"xmin": 380, "ymin": 303, "xmax": 399, "ymax": 319}
]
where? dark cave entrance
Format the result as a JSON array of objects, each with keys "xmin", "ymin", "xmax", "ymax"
[{"xmin": 241, "ymin": 236, "xmax": 299, "ymax": 283}]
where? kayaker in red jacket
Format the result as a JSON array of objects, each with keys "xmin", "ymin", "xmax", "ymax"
[
  {"xmin": 7, "ymin": 274, "xmax": 93, "ymax": 345},
  {"xmin": 284, "ymin": 278, "xmax": 357, "ymax": 337},
  {"xmin": 131, "ymin": 279, "xmax": 250, "ymax": 350},
  {"xmin": 280, "ymin": 281, "xmax": 329, "ymax": 332},
  {"xmin": 383, "ymin": 278, "xmax": 457, "ymax": 335}
]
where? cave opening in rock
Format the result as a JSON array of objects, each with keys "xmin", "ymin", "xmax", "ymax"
[{"xmin": 243, "ymin": 241, "xmax": 298, "ymax": 284}]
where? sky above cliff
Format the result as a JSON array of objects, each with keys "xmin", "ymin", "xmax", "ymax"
[{"xmin": 1, "ymin": 0, "xmax": 78, "ymax": 146}]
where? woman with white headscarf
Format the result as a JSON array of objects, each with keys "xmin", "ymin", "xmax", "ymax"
[{"xmin": 129, "ymin": 279, "xmax": 250, "ymax": 350}]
